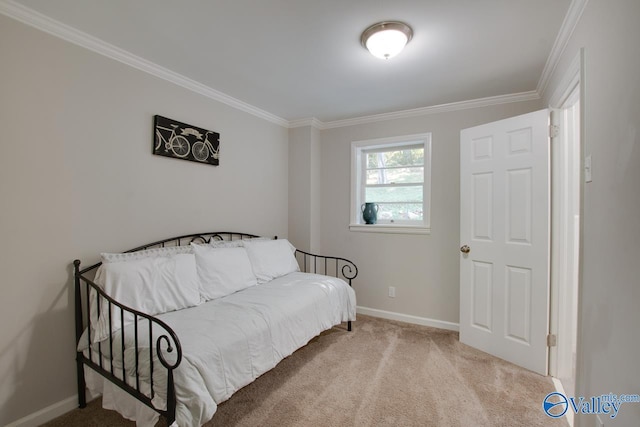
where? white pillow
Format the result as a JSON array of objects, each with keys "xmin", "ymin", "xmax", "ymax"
[
  {"xmin": 191, "ymin": 244, "xmax": 258, "ymax": 301},
  {"xmin": 242, "ymin": 239, "xmax": 299, "ymax": 283},
  {"xmin": 101, "ymin": 245, "xmax": 193, "ymax": 263},
  {"xmin": 91, "ymin": 253, "xmax": 201, "ymax": 343}
]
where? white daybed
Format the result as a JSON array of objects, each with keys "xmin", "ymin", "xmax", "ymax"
[{"xmin": 74, "ymin": 232, "xmax": 357, "ymax": 427}]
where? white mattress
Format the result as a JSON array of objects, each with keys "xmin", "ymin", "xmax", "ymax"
[{"xmin": 84, "ymin": 272, "xmax": 356, "ymax": 427}]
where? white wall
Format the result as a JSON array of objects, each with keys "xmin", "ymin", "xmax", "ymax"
[
  {"xmin": 317, "ymin": 100, "xmax": 542, "ymax": 325},
  {"xmin": 309, "ymin": 126, "xmax": 322, "ymax": 253},
  {"xmin": 288, "ymin": 125, "xmax": 322, "ymax": 253},
  {"xmin": 288, "ymin": 127, "xmax": 311, "ymax": 250},
  {"xmin": 0, "ymin": 15, "xmax": 289, "ymax": 425},
  {"xmin": 543, "ymin": 0, "xmax": 640, "ymax": 426}
]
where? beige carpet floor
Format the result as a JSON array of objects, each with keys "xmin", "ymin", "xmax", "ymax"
[{"xmin": 43, "ymin": 315, "xmax": 567, "ymax": 427}]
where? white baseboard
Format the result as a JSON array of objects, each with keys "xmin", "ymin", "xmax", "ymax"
[
  {"xmin": 6, "ymin": 395, "xmax": 77, "ymax": 427},
  {"xmin": 356, "ymin": 306, "xmax": 459, "ymax": 332},
  {"xmin": 552, "ymin": 377, "xmax": 574, "ymax": 427}
]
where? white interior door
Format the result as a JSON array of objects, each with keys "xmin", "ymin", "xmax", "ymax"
[{"xmin": 460, "ymin": 109, "xmax": 550, "ymax": 375}]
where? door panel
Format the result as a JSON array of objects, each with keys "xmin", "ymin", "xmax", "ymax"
[
  {"xmin": 472, "ymin": 173, "xmax": 493, "ymax": 240},
  {"xmin": 506, "ymin": 168, "xmax": 532, "ymax": 243},
  {"xmin": 471, "ymin": 261, "xmax": 493, "ymax": 331},
  {"xmin": 460, "ymin": 109, "xmax": 550, "ymax": 375},
  {"xmin": 505, "ymin": 265, "xmax": 532, "ymax": 344}
]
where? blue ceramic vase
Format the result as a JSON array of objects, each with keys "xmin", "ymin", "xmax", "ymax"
[{"xmin": 361, "ymin": 202, "xmax": 379, "ymax": 224}]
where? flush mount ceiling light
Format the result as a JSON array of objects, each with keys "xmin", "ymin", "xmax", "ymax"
[{"xmin": 361, "ymin": 21, "xmax": 413, "ymax": 60}]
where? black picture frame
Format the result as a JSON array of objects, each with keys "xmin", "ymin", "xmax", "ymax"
[{"xmin": 153, "ymin": 115, "xmax": 220, "ymax": 166}]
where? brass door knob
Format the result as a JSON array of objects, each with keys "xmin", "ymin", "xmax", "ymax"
[{"xmin": 460, "ymin": 245, "xmax": 471, "ymax": 254}]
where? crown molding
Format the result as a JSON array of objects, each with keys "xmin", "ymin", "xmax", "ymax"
[
  {"xmin": 302, "ymin": 90, "xmax": 541, "ymax": 130},
  {"xmin": 288, "ymin": 117, "xmax": 326, "ymax": 130},
  {"xmin": 0, "ymin": 0, "xmax": 289, "ymax": 128},
  {"xmin": 537, "ymin": 0, "xmax": 589, "ymax": 98}
]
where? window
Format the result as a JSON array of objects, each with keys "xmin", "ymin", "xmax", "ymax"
[{"xmin": 350, "ymin": 133, "xmax": 431, "ymax": 234}]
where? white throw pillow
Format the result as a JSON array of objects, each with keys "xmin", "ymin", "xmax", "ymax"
[
  {"xmin": 191, "ymin": 244, "xmax": 258, "ymax": 301},
  {"xmin": 242, "ymin": 239, "xmax": 299, "ymax": 283},
  {"xmin": 91, "ymin": 253, "xmax": 201, "ymax": 343}
]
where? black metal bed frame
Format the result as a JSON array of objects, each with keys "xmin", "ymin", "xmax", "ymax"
[{"xmin": 74, "ymin": 231, "xmax": 357, "ymax": 425}]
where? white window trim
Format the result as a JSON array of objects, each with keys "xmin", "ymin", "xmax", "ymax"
[{"xmin": 350, "ymin": 133, "xmax": 432, "ymax": 234}]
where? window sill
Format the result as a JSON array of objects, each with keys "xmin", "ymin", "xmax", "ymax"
[{"xmin": 349, "ymin": 224, "xmax": 431, "ymax": 235}]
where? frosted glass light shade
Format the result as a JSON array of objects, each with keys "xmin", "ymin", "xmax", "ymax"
[
  {"xmin": 365, "ymin": 29, "xmax": 408, "ymax": 59},
  {"xmin": 361, "ymin": 21, "xmax": 413, "ymax": 60}
]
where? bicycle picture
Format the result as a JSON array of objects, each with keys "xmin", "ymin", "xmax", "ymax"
[
  {"xmin": 153, "ymin": 115, "xmax": 220, "ymax": 166},
  {"xmin": 155, "ymin": 123, "xmax": 191, "ymax": 158},
  {"xmin": 192, "ymin": 131, "xmax": 220, "ymax": 162}
]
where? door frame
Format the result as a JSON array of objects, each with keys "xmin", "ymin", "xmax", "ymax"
[{"xmin": 547, "ymin": 48, "xmax": 584, "ymax": 426}]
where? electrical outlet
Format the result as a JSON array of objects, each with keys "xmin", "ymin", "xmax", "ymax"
[
  {"xmin": 388, "ymin": 286, "xmax": 396, "ymax": 298},
  {"xmin": 596, "ymin": 414, "xmax": 604, "ymax": 427}
]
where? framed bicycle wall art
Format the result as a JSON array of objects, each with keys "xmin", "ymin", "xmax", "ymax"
[{"xmin": 153, "ymin": 115, "xmax": 220, "ymax": 166}]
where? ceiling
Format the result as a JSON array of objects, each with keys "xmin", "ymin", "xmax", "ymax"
[{"xmin": 10, "ymin": 0, "xmax": 572, "ymax": 124}]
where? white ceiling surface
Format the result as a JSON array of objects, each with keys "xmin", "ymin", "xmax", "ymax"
[{"xmin": 13, "ymin": 0, "xmax": 571, "ymax": 123}]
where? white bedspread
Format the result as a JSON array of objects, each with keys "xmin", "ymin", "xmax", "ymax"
[{"xmin": 85, "ymin": 272, "xmax": 356, "ymax": 427}]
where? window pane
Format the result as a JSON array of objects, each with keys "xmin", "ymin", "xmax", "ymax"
[
  {"xmin": 365, "ymin": 185, "xmax": 423, "ymax": 203},
  {"xmin": 378, "ymin": 203, "xmax": 424, "ymax": 221},
  {"xmin": 366, "ymin": 166, "xmax": 423, "ymax": 185},
  {"xmin": 366, "ymin": 148, "xmax": 423, "ymax": 168}
]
